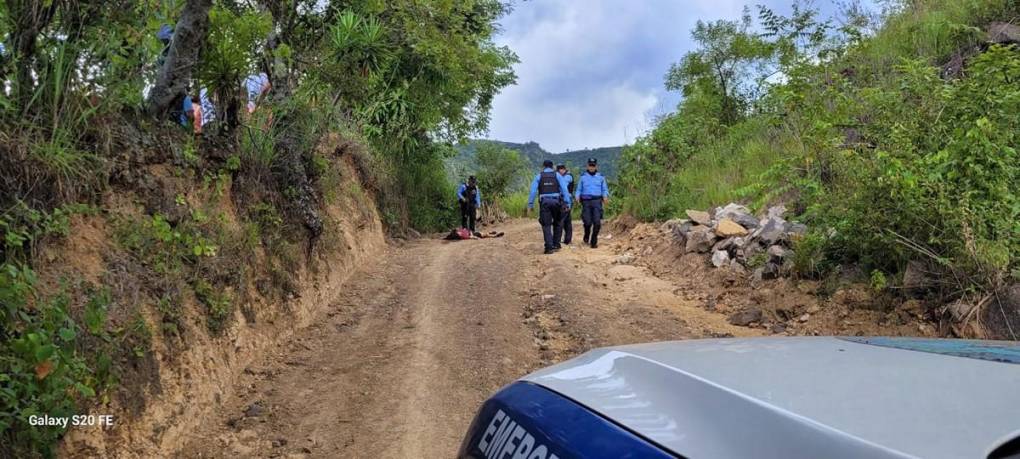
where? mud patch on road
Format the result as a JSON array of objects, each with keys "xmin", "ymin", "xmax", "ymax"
[{"xmin": 522, "ymin": 293, "xmax": 586, "ymax": 365}]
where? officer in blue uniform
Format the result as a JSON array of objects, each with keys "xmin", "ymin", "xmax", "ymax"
[
  {"xmin": 575, "ymin": 158, "xmax": 609, "ymax": 248},
  {"xmin": 527, "ymin": 160, "xmax": 572, "ymax": 254},
  {"xmin": 456, "ymin": 176, "xmax": 482, "ymax": 232},
  {"xmin": 556, "ymin": 164, "xmax": 574, "ymax": 245}
]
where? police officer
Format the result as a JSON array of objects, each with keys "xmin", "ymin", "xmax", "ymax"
[
  {"xmin": 527, "ymin": 160, "xmax": 572, "ymax": 254},
  {"xmin": 556, "ymin": 164, "xmax": 574, "ymax": 245},
  {"xmin": 456, "ymin": 176, "xmax": 481, "ymax": 232},
  {"xmin": 575, "ymin": 158, "xmax": 609, "ymax": 248}
]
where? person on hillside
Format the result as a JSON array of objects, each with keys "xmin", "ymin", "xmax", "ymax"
[
  {"xmin": 199, "ymin": 87, "xmax": 216, "ymax": 127},
  {"xmin": 245, "ymin": 72, "xmax": 271, "ymax": 113},
  {"xmin": 575, "ymin": 158, "xmax": 609, "ymax": 248},
  {"xmin": 527, "ymin": 160, "xmax": 572, "ymax": 254},
  {"xmin": 179, "ymin": 92, "xmax": 203, "ymax": 135},
  {"xmin": 457, "ymin": 176, "xmax": 482, "ymax": 232},
  {"xmin": 156, "ymin": 24, "xmax": 173, "ymax": 68},
  {"xmin": 557, "ymin": 164, "xmax": 575, "ymax": 245}
]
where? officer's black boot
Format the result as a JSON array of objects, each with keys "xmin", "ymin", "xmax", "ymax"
[
  {"xmin": 583, "ymin": 225, "xmax": 591, "ymax": 244},
  {"xmin": 590, "ymin": 224, "xmax": 600, "ymax": 248}
]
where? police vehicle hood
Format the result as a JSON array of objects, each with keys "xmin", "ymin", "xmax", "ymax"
[{"xmin": 523, "ymin": 337, "xmax": 1020, "ymax": 459}]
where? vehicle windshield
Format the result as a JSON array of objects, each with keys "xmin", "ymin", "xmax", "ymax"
[{"xmin": 844, "ymin": 338, "xmax": 1020, "ymax": 364}]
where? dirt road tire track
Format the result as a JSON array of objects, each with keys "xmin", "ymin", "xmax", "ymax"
[{"xmin": 179, "ymin": 220, "xmax": 744, "ymax": 458}]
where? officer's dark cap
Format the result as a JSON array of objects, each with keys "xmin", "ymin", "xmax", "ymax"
[
  {"xmin": 468, "ymin": 175, "xmax": 476, "ymax": 182},
  {"xmin": 543, "ymin": 159, "xmax": 554, "ymax": 168},
  {"xmin": 556, "ymin": 164, "xmax": 567, "ymax": 170},
  {"xmin": 587, "ymin": 158, "xmax": 598, "ymax": 165}
]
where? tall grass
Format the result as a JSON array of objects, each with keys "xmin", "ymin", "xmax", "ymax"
[
  {"xmin": 622, "ymin": 117, "xmax": 787, "ymax": 219},
  {"xmin": 495, "ymin": 190, "xmax": 530, "ymax": 218}
]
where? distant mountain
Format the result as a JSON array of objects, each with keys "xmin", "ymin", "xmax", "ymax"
[{"xmin": 452, "ymin": 140, "xmax": 622, "ymax": 179}]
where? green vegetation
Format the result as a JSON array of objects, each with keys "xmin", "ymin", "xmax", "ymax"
[
  {"xmin": 0, "ymin": 0, "xmax": 516, "ymax": 455},
  {"xmin": 0, "ymin": 205, "xmax": 124, "ymax": 458},
  {"xmin": 471, "ymin": 141, "xmax": 531, "ymax": 197},
  {"xmin": 619, "ymin": 0, "xmax": 1020, "ymax": 295},
  {"xmin": 454, "ymin": 140, "xmax": 624, "ymax": 179}
]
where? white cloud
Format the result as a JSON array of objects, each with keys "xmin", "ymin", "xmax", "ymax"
[
  {"xmin": 494, "ymin": 81, "xmax": 658, "ymax": 151},
  {"xmin": 484, "ymin": 0, "xmax": 857, "ymax": 151}
]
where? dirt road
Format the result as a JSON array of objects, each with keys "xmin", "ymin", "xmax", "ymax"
[{"xmin": 179, "ymin": 220, "xmax": 757, "ymax": 458}]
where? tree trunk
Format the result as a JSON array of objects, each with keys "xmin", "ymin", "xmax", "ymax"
[
  {"xmin": 4, "ymin": 0, "xmax": 59, "ymax": 109},
  {"xmin": 145, "ymin": 0, "xmax": 213, "ymax": 119},
  {"xmin": 261, "ymin": 22, "xmax": 324, "ymax": 246}
]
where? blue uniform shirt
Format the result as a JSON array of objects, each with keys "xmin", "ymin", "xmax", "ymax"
[
  {"xmin": 456, "ymin": 183, "xmax": 482, "ymax": 207},
  {"xmin": 180, "ymin": 96, "xmax": 193, "ymax": 126},
  {"xmin": 575, "ymin": 171, "xmax": 609, "ymax": 201},
  {"xmin": 528, "ymin": 168, "xmax": 572, "ymax": 209}
]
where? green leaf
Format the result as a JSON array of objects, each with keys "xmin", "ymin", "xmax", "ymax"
[
  {"xmin": 75, "ymin": 383, "xmax": 96, "ymax": 398},
  {"xmin": 58, "ymin": 327, "xmax": 76, "ymax": 342},
  {"xmin": 34, "ymin": 344, "xmax": 56, "ymax": 362}
]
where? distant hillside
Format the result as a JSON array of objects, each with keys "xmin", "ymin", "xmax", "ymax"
[{"xmin": 451, "ymin": 140, "xmax": 622, "ymax": 180}]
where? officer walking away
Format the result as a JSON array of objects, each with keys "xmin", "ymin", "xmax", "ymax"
[
  {"xmin": 527, "ymin": 160, "xmax": 572, "ymax": 254},
  {"xmin": 556, "ymin": 164, "xmax": 574, "ymax": 245},
  {"xmin": 575, "ymin": 158, "xmax": 609, "ymax": 248},
  {"xmin": 457, "ymin": 176, "xmax": 482, "ymax": 232}
]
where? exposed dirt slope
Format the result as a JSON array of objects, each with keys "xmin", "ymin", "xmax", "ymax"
[{"xmin": 59, "ymin": 157, "xmax": 386, "ymax": 458}]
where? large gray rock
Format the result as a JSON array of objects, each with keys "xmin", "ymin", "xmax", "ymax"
[
  {"xmin": 713, "ymin": 237, "xmax": 737, "ymax": 253},
  {"xmin": 714, "ymin": 203, "xmax": 759, "ymax": 229},
  {"xmin": 766, "ymin": 205, "xmax": 787, "ymax": 219},
  {"xmin": 988, "ymin": 22, "xmax": 1020, "ymax": 44},
  {"xmin": 685, "ymin": 227, "xmax": 717, "ymax": 253},
  {"xmin": 660, "ymin": 218, "xmax": 688, "ymax": 234},
  {"xmin": 754, "ymin": 216, "xmax": 789, "ymax": 245},
  {"xmin": 787, "ymin": 222, "xmax": 808, "ymax": 238},
  {"xmin": 947, "ymin": 299, "xmax": 975, "ymax": 322},
  {"xmin": 728, "ymin": 308, "xmax": 763, "ymax": 326},
  {"xmin": 685, "ymin": 209, "xmax": 712, "ymax": 226},
  {"xmin": 711, "ymin": 250, "xmax": 730, "ymax": 268},
  {"xmin": 767, "ymin": 245, "xmax": 790, "ymax": 262}
]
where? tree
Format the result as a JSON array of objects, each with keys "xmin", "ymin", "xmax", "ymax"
[
  {"xmin": 145, "ymin": 0, "xmax": 213, "ymax": 119},
  {"xmin": 195, "ymin": 7, "xmax": 271, "ymax": 132},
  {"xmin": 664, "ymin": 7, "xmax": 772, "ymax": 126},
  {"xmin": 474, "ymin": 142, "xmax": 529, "ymax": 197}
]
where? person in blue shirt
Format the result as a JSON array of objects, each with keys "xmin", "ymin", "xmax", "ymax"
[
  {"xmin": 574, "ymin": 158, "xmax": 610, "ymax": 248},
  {"xmin": 456, "ymin": 176, "xmax": 482, "ymax": 232},
  {"xmin": 528, "ymin": 160, "xmax": 572, "ymax": 254},
  {"xmin": 556, "ymin": 164, "xmax": 575, "ymax": 245}
]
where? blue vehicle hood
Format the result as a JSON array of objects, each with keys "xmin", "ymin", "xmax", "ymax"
[{"xmin": 522, "ymin": 337, "xmax": 1020, "ymax": 459}]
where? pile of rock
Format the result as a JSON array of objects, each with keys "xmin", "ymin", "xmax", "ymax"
[{"xmin": 661, "ymin": 203, "xmax": 807, "ymax": 280}]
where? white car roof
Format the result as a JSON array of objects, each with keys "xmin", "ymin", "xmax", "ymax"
[{"xmin": 523, "ymin": 337, "xmax": 1020, "ymax": 459}]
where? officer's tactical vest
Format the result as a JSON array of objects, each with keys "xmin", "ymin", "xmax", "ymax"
[
  {"xmin": 464, "ymin": 184, "xmax": 477, "ymax": 205},
  {"xmin": 538, "ymin": 171, "xmax": 559, "ymax": 195}
]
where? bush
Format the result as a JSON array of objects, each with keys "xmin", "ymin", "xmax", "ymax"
[
  {"xmin": 473, "ymin": 142, "xmax": 530, "ymax": 198},
  {"xmin": 619, "ymin": 1, "xmax": 1020, "ymax": 295}
]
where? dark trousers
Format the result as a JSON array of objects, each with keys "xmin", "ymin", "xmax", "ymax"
[
  {"xmin": 539, "ymin": 197, "xmax": 563, "ymax": 250},
  {"xmin": 561, "ymin": 204, "xmax": 573, "ymax": 244},
  {"xmin": 460, "ymin": 201, "xmax": 476, "ymax": 232},
  {"xmin": 582, "ymin": 199, "xmax": 604, "ymax": 246}
]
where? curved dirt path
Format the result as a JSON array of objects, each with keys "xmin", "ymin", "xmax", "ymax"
[{"xmin": 179, "ymin": 220, "xmax": 756, "ymax": 458}]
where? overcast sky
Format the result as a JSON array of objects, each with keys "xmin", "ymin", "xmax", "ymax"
[{"xmin": 485, "ymin": 0, "xmax": 863, "ymax": 152}]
